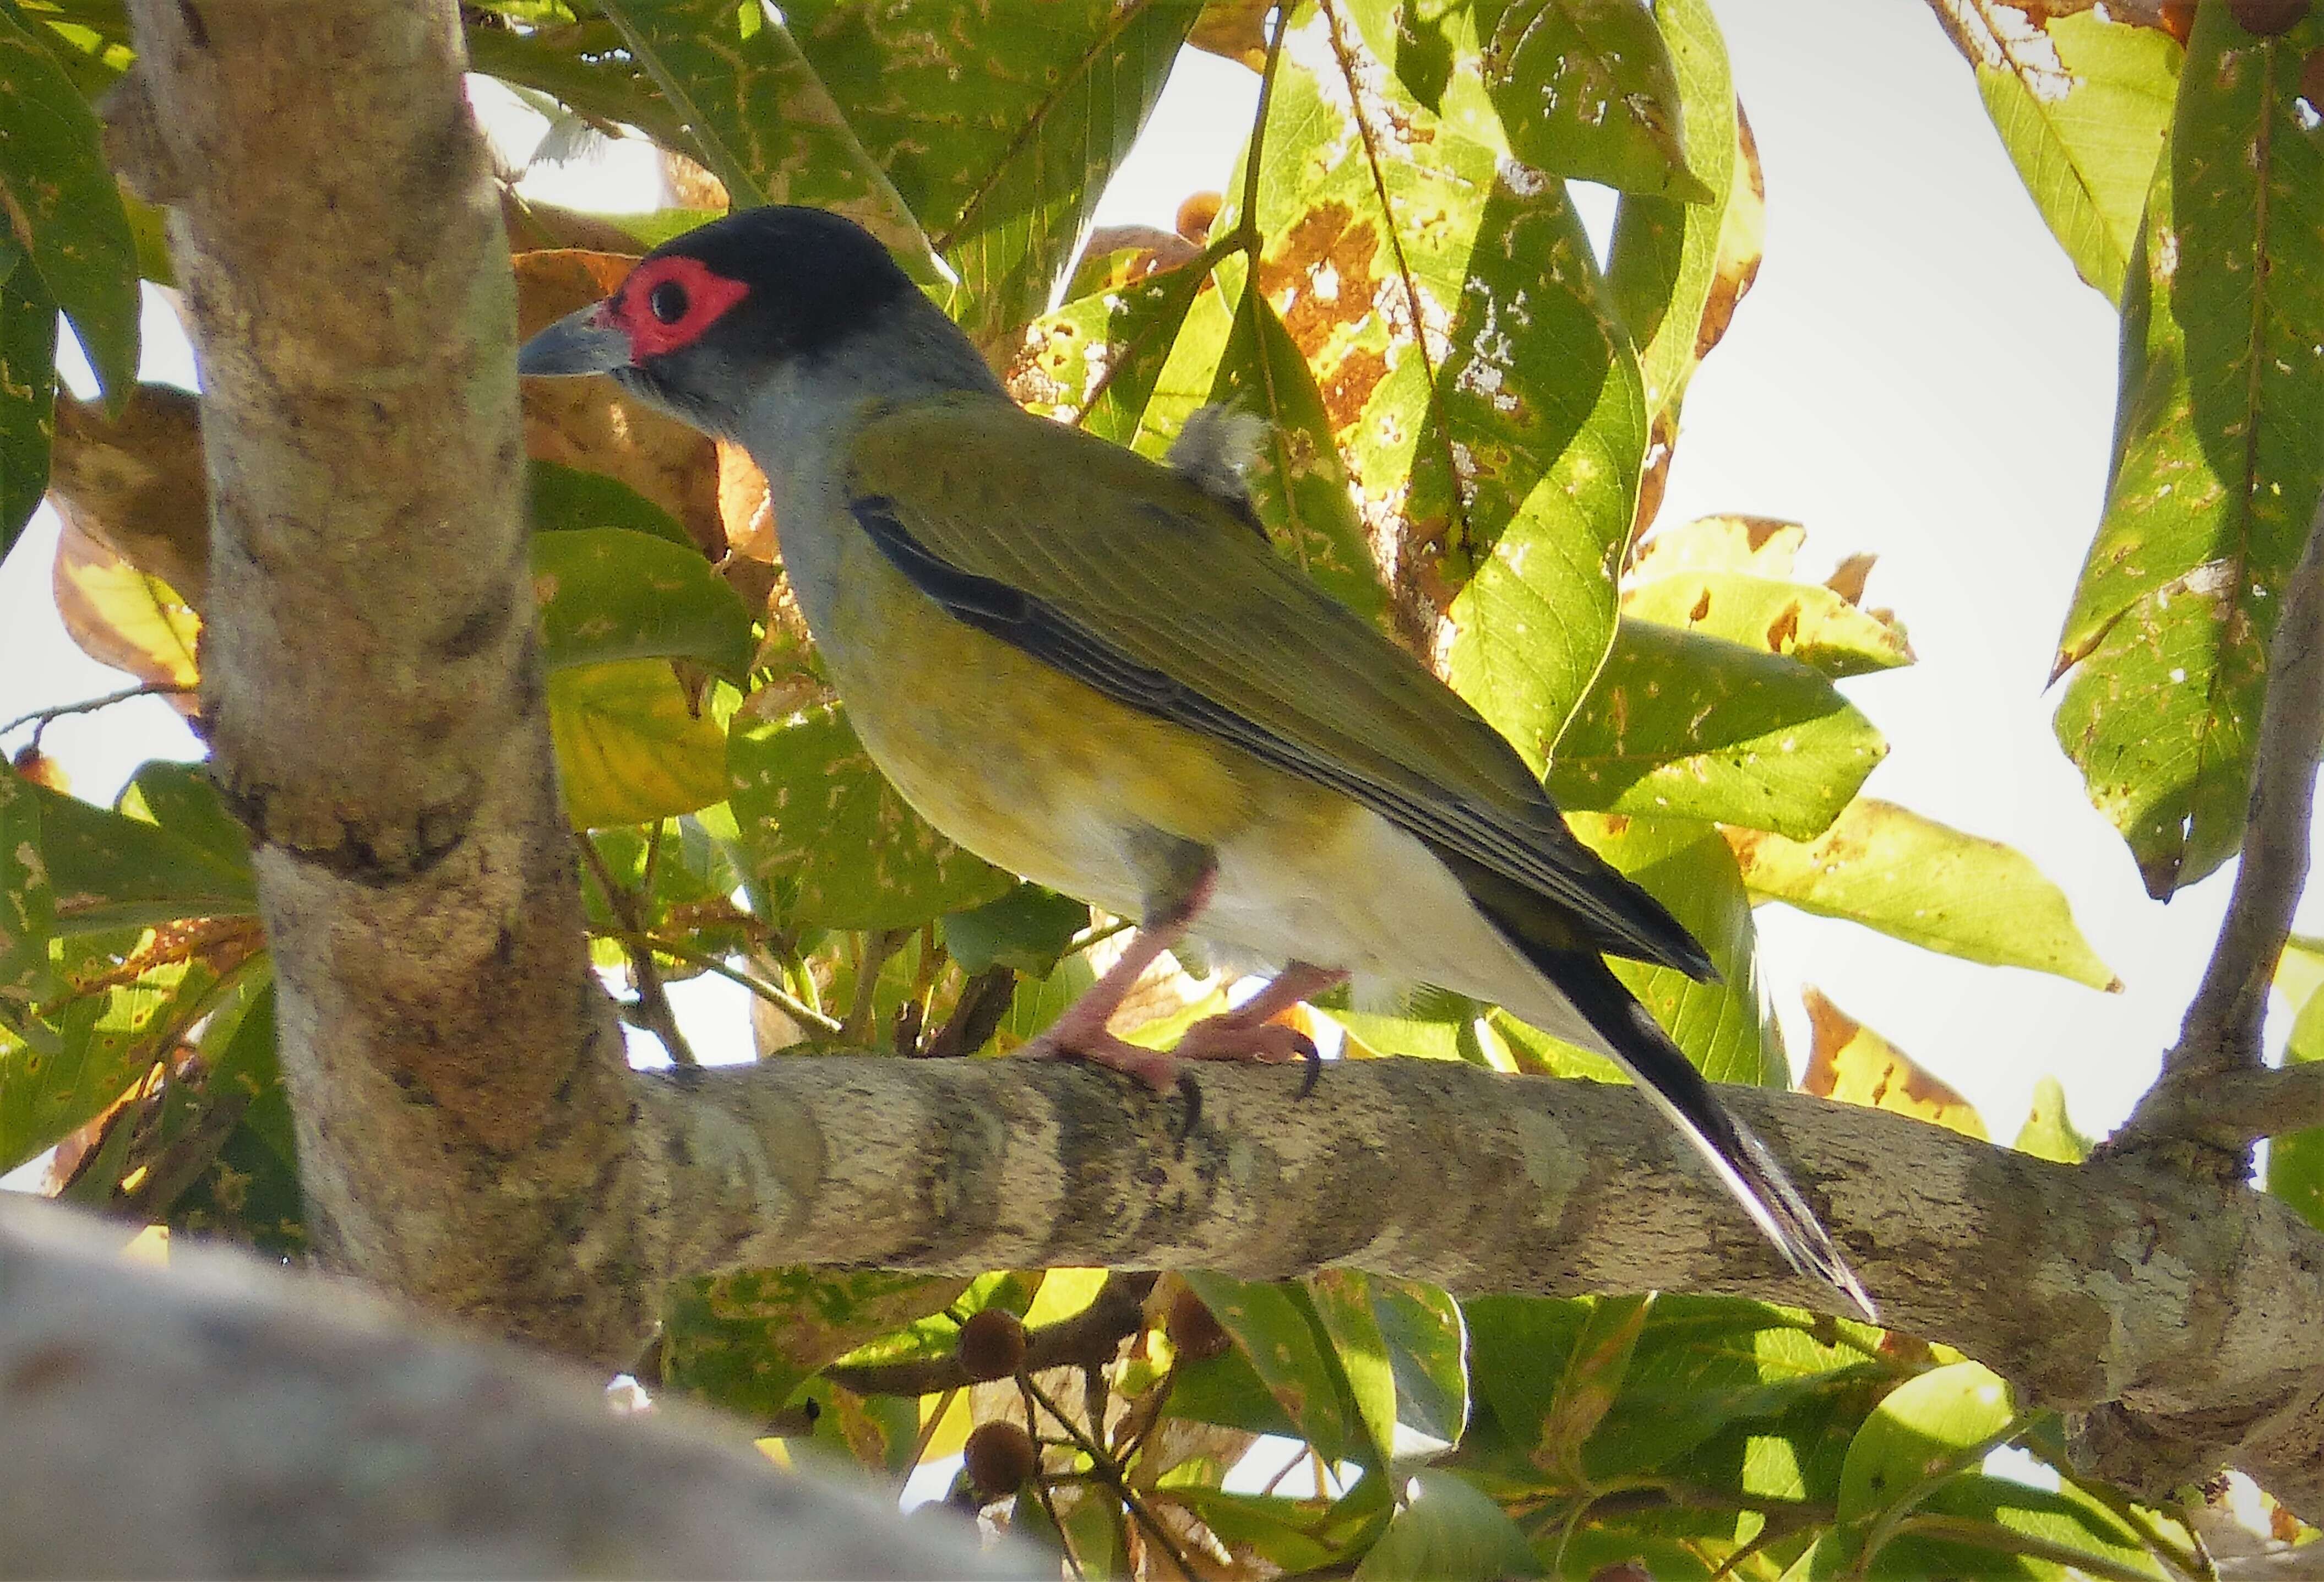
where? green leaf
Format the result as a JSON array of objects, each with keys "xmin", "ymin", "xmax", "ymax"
[
  {"xmin": 940, "ymin": 883, "xmax": 1088, "ymax": 977},
  {"xmin": 1605, "ymin": 0, "xmax": 1744, "ymax": 438},
  {"xmin": 1820, "ymin": 1361, "xmax": 2020, "ymax": 1574},
  {"xmin": 1727, "ymin": 798, "xmax": 2118, "ymax": 990},
  {"xmin": 1479, "ymin": 0, "xmax": 1711, "ymax": 202},
  {"xmin": 529, "ymin": 459, "xmax": 692, "ymax": 547},
  {"xmin": 532, "ymin": 527, "xmax": 754, "ymax": 680},
  {"xmin": 5, "ymin": 765, "xmax": 256, "ymax": 934},
  {"xmin": 1533, "ymin": 1291, "xmax": 1652, "ymax": 1475},
  {"xmin": 0, "ymin": 8, "xmax": 138, "ymax": 405},
  {"xmin": 1967, "ymin": 9, "xmax": 2181, "ymax": 305},
  {"xmin": 0, "ymin": 760, "xmax": 62, "ymax": 1026},
  {"xmin": 1548, "ymin": 622, "xmax": 1886, "ymax": 839},
  {"xmin": 1207, "ymin": 273, "xmax": 1386, "ymax": 626},
  {"xmin": 1576, "ymin": 1296, "xmax": 1881, "ymax": 1485},
  {"xmin": 2268, "ymin": 956, "xmax": 2324, "ymax": 1231},
  {"xmin": 782, "ymin": 0, "xmax": 1195, "ymax": 343},
  {"xmin": 0, "ymin": 260, "xmax": 58, "ymax": 553},
  {"xmin": 1368, "ymin": 1275, "xmax": 1469, "ymax": 1451},
  {"xmin": 586, "ymin": 0, "xmax": 944, "ymax": 279},
  {"xmin": 1305, "ymin": 1269, "xmax": 1399, "ymax": 1469},
  {"xmin": 727, "ymin": 701, "xmax": 1012, "ymax": 930},
  {"xmin": 1179, "ymin": 1271, "xmax": 1376, "ymax": 1472},
  {"xmin": 547, "ymin": 658, "xmax": 729, "ymax": 829},
  {"xmin": 2013, "ymin": 1076, "xmax": 2094, "ymax": 1166},
  {"xmin": 1013, "ymin": 253, "xmax": 1215, "ymax": 445},
  {"xmin": 2, "ymin": 928, "xmax": 247, "ymax": 1174},
  {"xmin": 660, "ymin": 1268, "xmax": 968, "ymax": 1422},
  {"xmin": 1238, "ymin": 2, "xmax": 1646, "ymax": 755},
  {"xmin": 1624, "ymin": 570, "xmax": 1913, "ymax": 679},
  {"xmin": 2052, "ymin": 7, "xmax": 2324, "ymax": 897},
  {"xmin": 1155, "ymin": 1489, "xmax": 1349, "ymax": 1575},
  {"xmin": 1509, "ymin": 812, "xmax": 1778, "ymax": 1087},
  {"xmin": 166, "ymin": 978, "xmax": 309, "ymax": 1258},
  {"xmin": 117, "ymin": 761, "xmax": 253, "ymax": 878},
  {"xmin": 1353, "ymin": 1470, "xmax": 1542, "ymax": 1580}
]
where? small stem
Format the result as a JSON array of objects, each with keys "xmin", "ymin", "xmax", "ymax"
[
  {"xmin": 1021, "ymin": 1372, "xmax": 1198, "ymax": 1582},
  {"xmin": 2, "ymin": 681, "xmax": 196, "ymax": 750},
  {"xmin": 842, "ymin": 928, "xmax": 908, "ymax": 1047},
  {"xmin": 635, "ymin": 934, "xmax": 842, "ymax": 1037},
  {"xmin": 576, "ymin": 836, "xmax": 696, "ymax": 1066}
]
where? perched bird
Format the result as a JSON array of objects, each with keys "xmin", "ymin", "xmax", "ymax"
[{"xmin": 520, "ymin": 206, "xmax": 1872, "ymax": 1317}]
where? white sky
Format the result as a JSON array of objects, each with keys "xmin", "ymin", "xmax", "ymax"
[{"xmin": 4, "ymin": 0, "xmax": 2313, "ymax": 1144}]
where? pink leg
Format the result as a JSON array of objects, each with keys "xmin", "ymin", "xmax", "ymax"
[
  {"xmin": 1019, "ymin": 873, "xmax": 1214, "ymax": 1090},
  {"xmin": 1170, "ymin": 962, "xmax": 1349, "ymax": 1066}
]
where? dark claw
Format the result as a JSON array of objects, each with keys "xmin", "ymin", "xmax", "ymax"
[
  {"xmin": 1294, "ymin": 1035, "xmax": 1321, "ymax": 1100},
  {"xmin": 1172, "ymin": 1070, "xmax": 1202, "ymax": 1152}
]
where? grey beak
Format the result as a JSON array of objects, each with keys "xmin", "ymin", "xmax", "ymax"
[{"xmin": 518, "ymin": 302, "xmax": 633, "ymax": 376}]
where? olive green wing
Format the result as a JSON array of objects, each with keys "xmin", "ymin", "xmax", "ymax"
[{"xmin": 845, "ymin": 395, "xmax": 1710, "ymax": 977}]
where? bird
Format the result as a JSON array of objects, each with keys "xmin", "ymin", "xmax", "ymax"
[{"xmin": 519, "ymin": 205, "xmax": 1873, "ymax": 1318}]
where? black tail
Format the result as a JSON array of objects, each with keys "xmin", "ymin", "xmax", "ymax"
[{"xmin": 1522, "ymin": 946, "xmax": 1875, "ymax": 1321}]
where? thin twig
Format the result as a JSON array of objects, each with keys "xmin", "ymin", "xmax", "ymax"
[
  {"xmin": 575, "ymin": 836, "xmax": 696, "ymax": 1066},
  {"xmin": 639, "ymin": 934, "xmax": 842, "ymax": 1038},
  {"xmin": 2178, "ymin": 487, "xmax": 2324, "ymax": 1072},
  {"xmin": 1, "ymin": 681, "xmax": 196, "ymax": 749},
  {"xmin": 841, "ymin": 928, "xmax": 909, "ymax": 1048},
  {"xmin": 1020, "ymin": 1371, "xmax": 1198, "ymax": 1582}
]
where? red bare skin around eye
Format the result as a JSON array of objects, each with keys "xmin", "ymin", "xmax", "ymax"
[{"xmin": 606, "ymin": 255, "xmax": 750, "ymax": 360}]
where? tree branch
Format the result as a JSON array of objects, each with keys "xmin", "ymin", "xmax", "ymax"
[
  {"xmin": 619, "ymin": 1054, "xmax": 2324, "ymax": 1521},
  {"xmin": 2175, "ymin": 485, "xmax": 2324, "ymax": 1075},
  {"xmin": 113, "ymin": 0, "xmax": 652, "ymax": 1357},
  {"xmin": 0, "ymin": 1195, "xmax": 1028, "ymax": 1579}
]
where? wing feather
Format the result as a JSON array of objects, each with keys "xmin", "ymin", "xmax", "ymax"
[{"xmin": 846, "ymin": 396, "xmax": 1713, "ymax": 979}]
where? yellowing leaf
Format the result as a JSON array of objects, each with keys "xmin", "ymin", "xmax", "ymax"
[
  {"xmin": 1801, "ymin": 986, "xmax": 1986, "ymax": 1140},
  {"xmin": 547, "ymin": 659, "xmax": 727, "ymax": 829},
  {"xmin": 1623, "ymin": 570, "xmax": 1912, "ymax": 678},
  {"xmin": 1629, "ymin": 514, "xmax": 1805, "ymax": 581},
  {"xmin": 1727, "ymin": 798, "xmax": 2118, "ymax": 990},
  {"xmin": 2012, "ymin": 1075, "xmax": 2092, "ymax": 1164},
  {"xmin": 50, "ymin": 508, "xmax": 199, "ymax": 699}
]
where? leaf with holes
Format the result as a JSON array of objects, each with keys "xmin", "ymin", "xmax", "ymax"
[
  {"xmin": 1726, "ymin": 798, "xmax": 2116, "ymax": 989},
  {"xmin": 1478, "ymin": 0, "xmax": 1711, "ymax": 202},
  {"xmin": 1209, "ymin": 273, "xmax": 1384, "ymax": 623},
  {"xmin": 1227, "ymin": 2, "xmax": 1644, "ymax": 758},
  {"xmin": 1624, "ymin": 569, "xmax": 1912, "ymax": 678},
  {"xmin": 1548, "ymin": 622, "xmax": 1886, "ymax": 839},
  {"xmin": 1010, "ymin": 253, "xmax": 1216, "ymax": 444},
  {"xmin": 2052, "ymin": 7, "xmax": 2324, "ymax": 896},
  {"xmin": 781, "ymin": 0, "xmax": 1196, "ymax": 343},
  {"xmin": 587, "ymin": 0, "xmax": 941, "ymax": 280},
  {"xmin": 1955, "ymin": 6, "xmax": 2181, "ymax": 303},
  {"xmin": 0, "ymin": 9, "xmax": 138, "ymax": 406},
  {"xmin": 6, "ymin": 768, "xmax": 254, "ymax": 936},
  {"xmin": 727, "ymin": 701, "xmax": 1011, "ymax": 929}
]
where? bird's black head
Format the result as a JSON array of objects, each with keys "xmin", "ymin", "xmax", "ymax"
[{"xmin": 518, "ymin": 206, "xmax": 918, "ymax": 431}]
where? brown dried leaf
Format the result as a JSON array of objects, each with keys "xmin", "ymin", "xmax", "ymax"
[
  {"xmin": 50, "ymin": 387, "xmax": 210, "ymax": 611},
  {"xmin": 1801, "ymin": 986, "xmax": 1988, "ymax": 1139},
  {"xmin": 1825, "ymin": 552, "xmax": 1877, "ymax": 606},
  {"xmin": 1693, "ymin": 105, "xmax": 1765, "ymax": 368},
  {"xmin": 515, "ymin": 249, "xmax": 726, "ymax": 558},
  {"xmin": 1187, "ymin": 0, "xmax": 1271, "ymax": 70}
]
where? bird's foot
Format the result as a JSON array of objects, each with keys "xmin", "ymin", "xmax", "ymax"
[
  {"xmin": 1171, "ymin": 1013, "xmax": 1318, "ymax": 1068},
  {"xmin": 1020, "ymin": 1024, "xmax": 1184, "ymax": 1091}
]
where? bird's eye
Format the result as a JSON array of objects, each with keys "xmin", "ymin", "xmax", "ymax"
[{"xmin": 647, "ymin": 280, "xmax": 689, "ymax": 324}]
